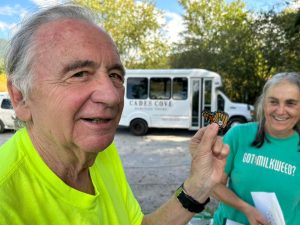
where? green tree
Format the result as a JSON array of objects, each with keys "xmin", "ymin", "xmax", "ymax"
[
  {"xmin": 0, "ymin": 59, "xmax": 4, "ymax": 74},
  {"xmin": 0, "ymin": 39, "xmax": 8, "ymax": 74},
  {"xmin": 170, "ymin": 0, "xmax": 299, "ymax": 104},
  {"xmin": 248, "ymin": 7, "xmax": 300, "ymax": 97},
  {"xmin": 273, "ymin": 8, "xmax": 300, "ymax": 72},
  {"xmin": 171, "ymin": 0, "xmax": 262, "ymax": 103},
  {"xmin": 73, "ymin": 0, "xmax": 170, "ymax": 69},
  {"xmin": 249, "ymin": 0, "xmax": 300, "ymax": 73}
]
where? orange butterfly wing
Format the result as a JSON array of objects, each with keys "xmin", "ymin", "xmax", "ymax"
[{"xmin": 202, "ymin": 111, "xmax": 229, "ymax": 129}]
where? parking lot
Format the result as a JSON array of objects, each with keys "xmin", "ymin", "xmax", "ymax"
[{"xmin": 115, "ymin": 127, "xmax": 193, "ymax": 213}]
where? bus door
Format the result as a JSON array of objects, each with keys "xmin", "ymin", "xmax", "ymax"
[{"xmin": 190, "ymin": 78, "xmax": 214, "ymax": 129}]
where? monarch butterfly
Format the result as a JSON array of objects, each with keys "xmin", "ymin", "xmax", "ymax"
[{"xmin": 202, "ymin": 111, "xmax": 229, "ymax": 129}]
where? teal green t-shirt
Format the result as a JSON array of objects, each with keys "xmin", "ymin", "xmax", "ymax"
[
  {"xmin": 0, "ymin": 128, "xmax": 143, "ymax": 225},
  {"xmin": 213, "ymin": 122, "xmax": 300, "ymax": 225}
]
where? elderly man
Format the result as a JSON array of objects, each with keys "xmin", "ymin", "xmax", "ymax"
[{"xmin": 0, "ymin": 4, "xmax": 229, "ymax": 225}]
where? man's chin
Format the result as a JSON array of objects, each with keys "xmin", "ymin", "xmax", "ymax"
[{"xmin": 79, "ymin": 135, "xmax": 115, "ymax": 153}]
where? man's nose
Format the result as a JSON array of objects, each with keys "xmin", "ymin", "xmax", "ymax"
[{"xmin": 90, "ymin": 73, "xmax": 123, "ymax": 106}]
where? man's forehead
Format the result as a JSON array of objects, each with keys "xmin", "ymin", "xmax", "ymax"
[
  {"xmin": 32, "ymin": 18, "xmax": 120, "ymax": 60},
  {"xmin": 30, "ymin": 18, "xmax": 122, "ymax": 75},
  {"xmin": 34, "ymin": 18, "xmax": 110, "ymax": 44}
]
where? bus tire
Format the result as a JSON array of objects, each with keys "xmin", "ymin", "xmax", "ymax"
[
  {"xmin": 130, "ymin": 119, "xmax": 148, "ymax": 136},
  {"xmin": 0, "ymin": 120, "xmax": 5, "ymax": 133}
]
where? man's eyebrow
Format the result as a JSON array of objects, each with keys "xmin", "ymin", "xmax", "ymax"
[
  {"xmin": 61, "ymin": 60, "xmax": 98, "ymax": 74},
  {"xmin": 108, "ymin": 63, "xmax": 126, "ymax": 76}
]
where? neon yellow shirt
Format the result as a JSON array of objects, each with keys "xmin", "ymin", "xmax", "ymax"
[{"xmin": 0, "ymin": 128, "xmax": 143, "ymax": 225}]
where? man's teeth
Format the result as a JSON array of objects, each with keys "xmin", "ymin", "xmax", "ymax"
[
  {"xmin": 85, "ymin": 118, "xmax": 103, "ymax": 123},
  {"xmin": 83, "ymin": 118, "xmax": 110, "ymax": 123},
  {"xmin": 91, "ymin": 118, "xmax": 102, "ymax": 123}
]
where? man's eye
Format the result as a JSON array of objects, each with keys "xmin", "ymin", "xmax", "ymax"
[
  {"xmin": 109, "ymin": 73, "xmax": 124, "ymax": 84},
  {"xmin": 72, "ymin": 71, "xmax": 87, "ymax": 78}
]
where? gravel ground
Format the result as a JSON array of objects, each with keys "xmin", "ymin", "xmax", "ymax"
[
  {"xmin": 115, "ymin": 127, "xmax": 219, "ymax": 223},
  {"xmin": 0, "ymin": 127, "xmax": 219, "ymax": 224},
  {"xmin": 115, "ymin": 127, "xmax": 193, "ymax": 213}
]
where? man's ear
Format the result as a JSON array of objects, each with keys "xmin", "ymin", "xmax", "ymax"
[{"xmin": 7, "ymin": 80, "xmax": 32, "ymax": 122}]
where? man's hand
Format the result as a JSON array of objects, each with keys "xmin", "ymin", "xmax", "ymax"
[{"xmin": 184, "ymin": 123, "xmax": 230, "ymax": 202}]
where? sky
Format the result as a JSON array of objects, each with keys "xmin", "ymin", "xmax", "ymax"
[{"xmin": 0, "ymin": 0, "xmax": 298, "ymax": 41}]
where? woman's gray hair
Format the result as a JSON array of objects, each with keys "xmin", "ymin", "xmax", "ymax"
[
  {"xmin": 5, "ymin": 4, "xmax": 96, "ymax": 100},
  {"xmin": 252, "ymin": 72, "xmax": 300, "ymax": 147}
]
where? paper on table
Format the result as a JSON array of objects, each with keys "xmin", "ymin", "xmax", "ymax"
[{"xmin": 251, "ymin": 192, "xmax": 285, "ymax": 225}]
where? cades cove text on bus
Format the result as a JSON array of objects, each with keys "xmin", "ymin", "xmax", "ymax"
[{"xmin": 119, "ymin": 69, "xmax": 254, "ymax": 135}]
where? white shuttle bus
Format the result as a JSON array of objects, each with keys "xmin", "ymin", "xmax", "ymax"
[{"xmin": 119, "ymin": 69, "xmax": 254, "ymax": 135}]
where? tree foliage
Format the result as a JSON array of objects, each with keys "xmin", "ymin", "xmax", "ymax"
[
  {"xmin": 73, "ymin": 0, "xmax": 170, "ymax": 69},
  {"xmin": 171, "ymin": 0, "xmax": 258, "ymax": 103},
  {"xmin": 170, "ymin": 0, "xmax": 300, "ymax": 104},
  {"xmin": 0, "ymin": 59, "xmax": 4, "ymax": 74},
  {"xmin": 0, "ymin": 39, "xmax": 8, "ymax": 74}
]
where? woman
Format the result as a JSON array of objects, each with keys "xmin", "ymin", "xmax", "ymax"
[{"xmin": 212, "ymin": 72, "xmax": 300, "ymax": 225}]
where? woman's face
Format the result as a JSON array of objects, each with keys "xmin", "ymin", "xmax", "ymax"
[{"xmin": 264, "ymin": 80, "xmax": 300, "ymax": 138}]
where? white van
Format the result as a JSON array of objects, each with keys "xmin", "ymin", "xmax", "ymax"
[
  {"xmin": 119, "ymin": 69, "xmax": 254, "ymax": 135},
  {"xmin": 0, "ymin": 92, "xmax": 16, "ymax": 132}
]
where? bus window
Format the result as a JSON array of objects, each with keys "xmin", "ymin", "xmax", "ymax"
[
  {"xmin": 127, "ymin": 78, "xmax": 148, "ymax": 99},
  {"xmin": 192, "ymin": 80, "xmax": 200, "ymax": 127},
  {"xmin": 173, "ymin": 78, "xmax": 188, "ymax": 100},
  {"xmin": 217, "ymin": 94, "xmax": 225, "ymax": 111},
  {"xmin": 204, "ymin": 80, "xmax": 212, "ymax": 112},
  {"xmin": 1, "ymin": 99, "xmax": 13, "ymax": 109},
  {"xmin": 150, "ymin": 78, "xmax": 171, "ymax": 100}
]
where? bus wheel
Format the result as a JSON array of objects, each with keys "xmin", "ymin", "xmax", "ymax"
[{"xmin": 130, "ymin": 119, "xmax": 148, "ymax": 136}]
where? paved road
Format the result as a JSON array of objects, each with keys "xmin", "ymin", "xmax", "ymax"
[{"xmin": 0, "ymin": 130, "xmax": 14, "ymax": 145}]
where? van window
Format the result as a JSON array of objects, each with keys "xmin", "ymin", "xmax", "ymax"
[
  {"xmin": 217, "ymin": 94, "xmax": 225, "ymax": 111},
  {"xmin": 1, "ymin": 99, "xmax": 13, "ymax": 109},
  {"xmin": 204, "ymin": 80, "xmax": 212, "ymax": 112},
  {"xmin": 150, "ymin": 78, "xmax": 171, "ymax": 100},
  {"xmin": 173, "ymin": 78, "xmax": 188, "ymax": 100},
  {"xmin": 204, "ymin": 80, "xmax": 212, "ymax": 105},
  {"xmin": 127, "ymin": 78, "xmax": 148, "ymax": 99},
  {"xmin": 192, "ymin": 80, "xmax": 200, "ymax": 126}
]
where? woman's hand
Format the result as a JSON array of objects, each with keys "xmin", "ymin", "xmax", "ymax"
[{"xmin": 243, "ymin": 204, "xmax": 271, "ymax": 225}]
